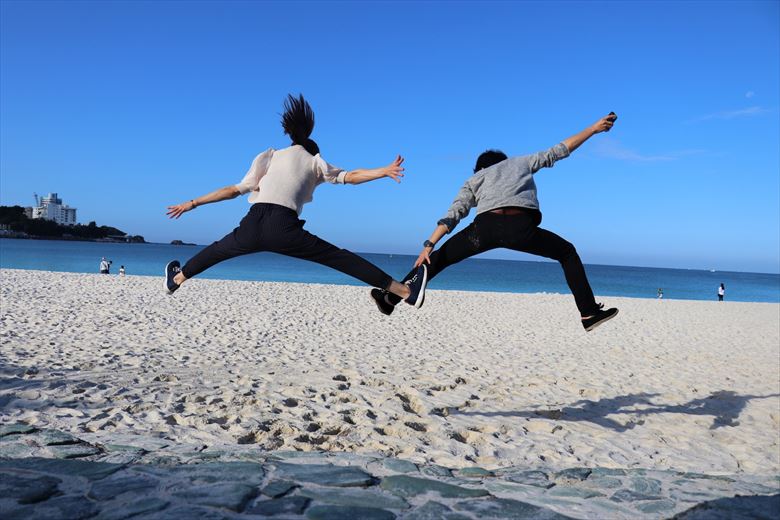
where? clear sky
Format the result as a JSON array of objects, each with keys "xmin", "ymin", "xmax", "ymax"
[{"xmin": 1, "ymin": 0, "xmax": 778, "ymax": 273}]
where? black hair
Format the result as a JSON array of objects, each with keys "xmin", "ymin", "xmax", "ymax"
[
  {"xmin": 474, "ymin": 149, "xmax": 508, "ymax": 173},
  {"xmin": 281, "ymin": 94, "xmax": 320, "ymax": 156}
]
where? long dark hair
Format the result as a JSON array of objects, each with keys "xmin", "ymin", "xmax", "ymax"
[{"xmin": 281, "ymin": 94, "xmax": 320, "ymax": 156}]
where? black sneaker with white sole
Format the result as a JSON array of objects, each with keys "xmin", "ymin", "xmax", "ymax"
[
  {"xmin": 582, "ymin": 305, "xmax": 619, "ymax": 331},
  {"xmin": 165, "ymin": 260, "xmax": 182, "ymax": 294},
  {"xmin": 404, "ymin": 265, "xmax": 428, "ymax": 309},
  {"xmin": 370, "ymin": 288, "xmax": 395, "ymax": 316}
]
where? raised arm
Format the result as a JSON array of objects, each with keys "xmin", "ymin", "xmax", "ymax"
[
  {"xmin": 527, "ymin": 113, "xmax": 617, "ymax": 173},
  {"xmin": 344, "ymin": 155, "xmax": 405, "ymax": 185},
  {"xmin": 166, "ymin": 185, "xmax": 241, "ymax": 219},
  {"xmin": 561, "ymin": 112, "xmax": 617, "ymax": 153}
]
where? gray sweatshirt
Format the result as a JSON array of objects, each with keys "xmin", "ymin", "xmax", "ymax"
[{"xmin": 438, "ymin": 143, "xmax": 571, "ymax": 232}]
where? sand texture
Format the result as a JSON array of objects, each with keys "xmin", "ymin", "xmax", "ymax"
[{"xmin": 1, "ymin": 268, "xmax": 778, "ymax": 476}]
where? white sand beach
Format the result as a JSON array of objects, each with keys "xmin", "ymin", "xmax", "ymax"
[{"xmin": 1, "ymin": 268, "xmax": 778, "ymax": 476}]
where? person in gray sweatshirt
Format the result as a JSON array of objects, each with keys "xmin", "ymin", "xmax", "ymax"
[{"xmin": 372, "ymin": 113, "xmax": 619, "ymax": 332}]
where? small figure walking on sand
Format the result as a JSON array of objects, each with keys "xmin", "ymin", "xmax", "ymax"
[
  {"xmin": 657, "ymin": 288, "xmax": 664, "ymax": 299},
  {"xmin": 164, "ymin": 94, "xmax": 427, "ymax": 307},
  {"xmin": 371, "ymin": 113, "xmax": 620, "ymax": 332},
  {"xmin": 119, "ymin": 265, "xmax": 126, "ymax": 276},
  {"xmin": 99, "ymin": 257, "xmax": 111, "ymax": 274},
  {"xmin": 718, "ymin": 283, "xmax": 725, "ymax": 301}
]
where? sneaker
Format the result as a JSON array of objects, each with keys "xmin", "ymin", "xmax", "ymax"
[
  {"xmin": 404, "ymin": 265, "xmax": 428, "ymax": 309},
  {"xmin": 582, "ymin": 304, "xmax": 619, "ymax": 331},
  {"xmin": 370, "ymin": 288, "xmax": 395, "ymax": 316},
  {"xmin": 164, "ymin": 260, "xmax": 182, "ymax": 294}
]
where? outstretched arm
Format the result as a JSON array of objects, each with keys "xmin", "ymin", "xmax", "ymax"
[
  {"xmin": 344, "ymin": 155, "xmax": 405, "ymax": 185},
  {"xmin": 527, "ymin": 113, "xmax": 618, "ymax": 173},
  {"xmin": 562, "ymin": 113, "xmax": 617, "ymax": 153},
  {"xmin": 166, "ymin": 185, "xmax": 241, "ymax": 219}
]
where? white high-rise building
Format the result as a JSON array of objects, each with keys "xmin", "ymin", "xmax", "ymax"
[{"xmin": 31, "ymin": 193, "xmax": 77, "ymax": 226}]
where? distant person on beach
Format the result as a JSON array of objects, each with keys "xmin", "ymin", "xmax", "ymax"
[
  {"xmin": 718, "ymin": 283, "xmax": 725, "ymax": 301},
  {"xmin": 658, "ymin": 288, "xmax": 664, "ymax": 299},
  {"xmin": 119, "ymin": 265, "xmax": 126, "ymax": 276},
  {"xmin": 372, "ymin": 113, "xmax": 620, "ymax": 332},
  {"xmin": 163, "ymin": 94, "xmax": 427, "ymax": 308},
  {"xmin": 99, "ymin": 257, "xmax": 111, "ymax": 274}
]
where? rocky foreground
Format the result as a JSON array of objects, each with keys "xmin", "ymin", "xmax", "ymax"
[{"xmin": 1, "ymin": 425, "xmax": 778, "ymax": 519}]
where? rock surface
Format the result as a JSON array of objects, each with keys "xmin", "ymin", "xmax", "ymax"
[{"xmin": 0, "ymin": 425, "xmax": 778, "ymax": 519}]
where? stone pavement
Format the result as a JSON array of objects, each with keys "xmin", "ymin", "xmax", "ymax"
[{"xmin": 1, "ymin": 424, "xmax": 778, "ymax": 519}]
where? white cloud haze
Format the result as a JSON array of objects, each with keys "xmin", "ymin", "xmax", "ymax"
[
  {"xmin": 593, "ymin": 137, "xmax": 704, "ymax": 162},
  {"xmin": 686, "ymin": 106, "xmax": 771, "ymax": 123}
]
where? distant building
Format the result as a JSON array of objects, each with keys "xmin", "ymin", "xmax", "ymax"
[{"xmin": 30, "ymin": 193, "xmax": 77, "ymax": 226}]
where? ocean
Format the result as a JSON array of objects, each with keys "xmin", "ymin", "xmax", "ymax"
[{"xmin": 1, "ymin": 238, "xmax": 778, "ymax": 303}]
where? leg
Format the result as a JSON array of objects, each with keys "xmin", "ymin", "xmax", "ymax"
[
  {"xmin": 272, "ymin": 219, "xmax": 396, "ymax": 292},
  {"xmin": 387, "ymin": 220, "xmax": 493, "ymax": 305},
  {"xmin": 179, "ymin": 207, "xmax": 264, "ymax": 283},
  {"xmin": 509, "ymin": 226, "xmax": 600, "ymax": 317}
]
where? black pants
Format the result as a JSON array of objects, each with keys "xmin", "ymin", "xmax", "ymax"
[
  {"xmin": 389, "ymin": 211, "xmax": 600, "ymax": 316},
  {"xmin": 182, "ymin": 203, "xmax": 393, "ymax": 290}
]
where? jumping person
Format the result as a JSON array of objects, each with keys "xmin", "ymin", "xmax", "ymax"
[
  {"xmin": 164, "ymin": 94, "xmax": 428, "ymax": 307},
  {"xmin": 371, "ymin": 113, "xmax": 620, "ymax": 331}
]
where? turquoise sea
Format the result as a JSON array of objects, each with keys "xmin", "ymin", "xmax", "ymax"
[{"xmin": 1, "ymin": 238, "xmax": 778, "ymax": 303}]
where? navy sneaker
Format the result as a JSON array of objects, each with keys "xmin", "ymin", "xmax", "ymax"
[
  {"xmin": 371, "ymin": 288, "xmax": 395, "ymax": 316},
  {"xmin": 582, "ymin": 304, "xmax": 618, "ymax": 331},
  {"xmin": 404, "ymin": 265, "xmax": 428, "ymax": 309},
  {"xmin": 165, "ymin": 260, "xmax": 182, "ymax": 294}
]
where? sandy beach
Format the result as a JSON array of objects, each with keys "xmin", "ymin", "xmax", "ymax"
[{"xmin": 1, "ymin": 268, "xmax": 778, "ymax": 479}]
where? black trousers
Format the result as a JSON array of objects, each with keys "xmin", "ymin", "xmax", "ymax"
[
  {"xmin": 182, "ymin": 203, "xmax": 394, "ymax": 290},
  {"xmin": 389, "ymin": 211, "xmax": 600, "ymax": 316}
]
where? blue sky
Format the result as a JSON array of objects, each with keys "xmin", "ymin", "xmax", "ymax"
[{"xmin": 1, "ymin": 0, "xmax": 778, "ymax": 273}]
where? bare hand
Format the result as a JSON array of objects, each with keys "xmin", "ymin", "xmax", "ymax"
[
  {"xmin": 414, "ymin": 246, "xmax": 432, "ymax": 267},
  {"xmin": 166, "ymin": 201, "xmax": 195, "ymax": 219},
  {"xmin": 592, "ymin": 113, "xmax": 617, "ymax": 134},
  {"xmin": 382, "ymin": 155, "xmax": 405, "ymax": 183}
]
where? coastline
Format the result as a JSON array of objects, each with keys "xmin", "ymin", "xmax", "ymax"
[
  {"xmin": 0, "ymin": 234, "xmax": 147, "ymax": 244},
  {"xmin": 2, "ymin": 237, "xmax": 779, "ymax": 304}
]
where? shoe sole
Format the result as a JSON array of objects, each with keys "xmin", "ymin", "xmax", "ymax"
[
  {"xmin": 584, "ymin": 309, "xmax": 619, "ymax": 332},
  {"xmin": 413, "ymin": 266, "xmax": 428, "ymax": 309},
  {"xmin": 164, "ymin": 261, "xmax": 178, "ymax": 295}
]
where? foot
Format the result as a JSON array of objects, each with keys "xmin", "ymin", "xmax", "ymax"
[
  {"xmin": 165, "ymin": 260, "xmax": 182, "ymax": 294},
  {"xmin": 370, "ymin": 288, "xmax": 395, "ymax": 316},
  {"xmin": 404, "ymin": 265, "xmax": 428, "ymax": 309},
  {"xmin": 582, "ymin": 304, "xmax": 619, "ymax": 332}
]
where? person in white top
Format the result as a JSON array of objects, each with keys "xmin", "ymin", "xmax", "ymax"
[
  {"xmin": 99, "ymin": 257, "xmax": 111, "ymax": 274},
  {"xmin": 718, "ymin": 283, "xmax": 725, "ymax": 301},
  {"xmin": 163, "ymin": 94, "xmax": 427, "ymax": 308}
]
